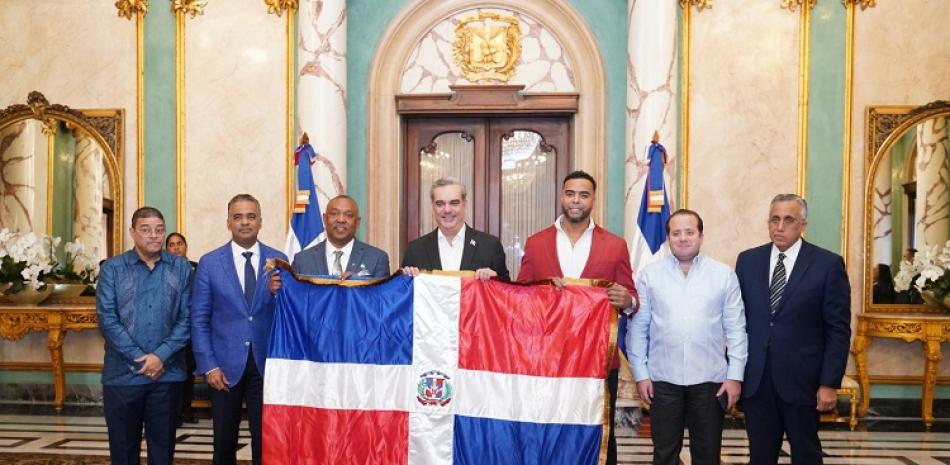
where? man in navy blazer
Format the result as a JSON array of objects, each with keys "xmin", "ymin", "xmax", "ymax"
[
  {"xmin": 292, "ymin": 195, "xmax": 389, "ymax": 278},
  {"xmin": 191, "ymin": 194, "xmax": 287, "ymax": 465},
  {"xmin": 735, "ymin": 194, "xmax": 851, "ymax": 465}
]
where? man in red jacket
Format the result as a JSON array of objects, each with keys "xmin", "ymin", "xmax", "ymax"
[{"xmin": 518, "ymin": 170, "xmax": 638, "ymax": 465}]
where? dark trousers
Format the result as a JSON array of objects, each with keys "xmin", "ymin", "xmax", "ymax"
[
  {"xmin": 103, "ymin": 382, "xmax": 182, "ymax": 465},
  {"xmin": 209, "ymin": 351, "xmax": 263, "ymax": 465},
  {"xmin": 178, "ymin": 343, "xmax": 196, "ymax": 421},
  {"xmin": 744, "ymin": 354, "xmax": 822, "ymax": 465},
  {"xmin": 650, "ymin": 381, "xmax": 723, "ymax": 465},
  {"xmin": 607, "ymin": 368, "xmax": 619, "ymax": 465}
]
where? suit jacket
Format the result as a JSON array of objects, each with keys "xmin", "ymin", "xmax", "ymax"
[
  {"xmin": 517, "ymin": 224, "xmax": 638, "ymax": 370},
  {"xmin": 292, "ymin": 239, "xmax": 390, "ymax": 278},
  {"xmin": 191, "ymin": 241, "xmax": 287, "ymax": 387},
  {"xmin": 401, "ymin": 226, "xmax": 510, "ymax": 281},
  {"xmin": 736, "ymin": 240, "xmax": 851, "ymax": 405}
]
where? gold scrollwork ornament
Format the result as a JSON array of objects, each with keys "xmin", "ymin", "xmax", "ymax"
[
  {"xmin": 781, "ymin": 0, "xmax": 817, "ymax": 11},
  {"xmin": 265, "ymin": 0, "xmax": 298, "ymax": 17},
  {"xmin": 172, "ymin": 0, "xmax": 207, "ymax": 18},
  {"xmin": 680, "ymin": 0, "xmax": 713, "ymax": 11},
  {"xmin": 843, "ymin": 0, "xmax": 877, "ymax": 9},
  {"xmin": 453, "ymin": 12, "xmax": 521, "ymax": 83},
  {"xmin": 115, "ymin": 0, "xmax": 148, "ymax": 20}
]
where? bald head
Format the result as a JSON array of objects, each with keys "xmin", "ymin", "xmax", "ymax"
[{"xmin": 323, "ymin": 195, "xmax": 361, "ymax": 248}]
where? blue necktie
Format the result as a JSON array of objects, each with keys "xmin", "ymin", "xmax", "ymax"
[
  {"xmin": 242, "ymin": 251, "xmax": 256, "ymax": 307},
  {"xmin": 769, "ymin": 253, "xmax": 787, "ymax": 315}
]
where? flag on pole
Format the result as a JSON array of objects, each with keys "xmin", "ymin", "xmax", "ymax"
[
  {"xmin": 284, "ymin": 135, "xmax": 324, "ymax": 261},
  {"xmin": 636, "ymin": 139, "xmax": 671, "ymax": 256},
  {"xmin": 263, "ymin": 268, "xmax": 616, "ymax": 465},
  {"xmin": 621, "ymin": 137, "xmax": 672, "ymax": 356}
]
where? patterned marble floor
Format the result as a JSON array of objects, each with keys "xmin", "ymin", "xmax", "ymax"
[
  {"xmin": 617, "ymin": 427, "xmax": 950, "ymax": 464},
  {"xmin": 2, "ymin": 412, "xmax": 950, "ymax": 464},
  {"xmin": 0, "ymin": 413, "xmax": 250, "ymax": 462}
]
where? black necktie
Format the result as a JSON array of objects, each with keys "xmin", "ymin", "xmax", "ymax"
[
  {"xmin": 769, "ymin": 253, "xmax": 787, "ymax": 315},
  {"xmin": 242, "ymin": 251, "xmax": 256, "ymax": 307}
]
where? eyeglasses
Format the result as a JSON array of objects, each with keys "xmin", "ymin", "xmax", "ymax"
[
  {"xmin": 768, "ymin": 216, "xmax": 802, "ymax": 227},
  {"xmin": 135, "ymin": 227, "xmax": 166, "ymax": 237}
]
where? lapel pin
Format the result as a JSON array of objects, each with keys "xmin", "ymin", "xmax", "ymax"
[{"xmin": 470, "ymin": 239, "xmax": 476, "ymax": 247}]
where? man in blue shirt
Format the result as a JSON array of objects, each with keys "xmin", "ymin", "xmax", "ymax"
[
  {"xmin": 97, "ymin": 206, "xmax": 193, "ymax": 465},
  {"xmin": 627, "ymin": 209, "xmax": 747, "ymax": 465}
]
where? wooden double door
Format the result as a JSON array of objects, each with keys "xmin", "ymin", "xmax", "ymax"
[{"xmin": 403, "ymin": 116, "xmax": 572, "ymax": 279}]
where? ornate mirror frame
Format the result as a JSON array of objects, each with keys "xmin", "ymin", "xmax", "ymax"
[
  {"xmin": 0, "ymin": 91, "xmax": 124, "ymax": 256},
  {"xmin": 863, "ymin": 100, "xmax": 950, "ymax": 314}
]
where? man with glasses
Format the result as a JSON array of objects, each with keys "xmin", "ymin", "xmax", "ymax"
[
  {"xmin": 97, "ymin": 207, "xmax": 192, "ymax": 465},
  {"xmin": 736, "ymin": 194, "xmax": 851, "ymax": 465},
  {"xmin": 192, "ymin": 194, "xmax": 287, "ymax": 465}
]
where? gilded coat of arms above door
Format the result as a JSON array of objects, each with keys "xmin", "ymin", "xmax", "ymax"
[{"xmin": 453, "ymin": 12, "xmax": 522, "ymax": 82}]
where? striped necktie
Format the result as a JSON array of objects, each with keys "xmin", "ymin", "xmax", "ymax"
[
  {"xmin": 769, "ymin": 252, "xmax": 787, "ymax": 315},
  {"xmin": 332, "ymin": 250, "xmax": 344, "ymax": 276}
]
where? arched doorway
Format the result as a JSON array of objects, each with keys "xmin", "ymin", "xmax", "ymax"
[{"xmin": 366, "ymin": 0, "xmax": 607, "ymax": 263}]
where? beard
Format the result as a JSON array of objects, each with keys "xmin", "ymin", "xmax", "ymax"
[{"xmin": 561, "ymin": 205, "xmax": 591, "ymax": 223}]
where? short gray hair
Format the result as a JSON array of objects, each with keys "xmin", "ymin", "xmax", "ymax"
[
  {"xmin": 430, "ymin": 177, "xmax": 467, "ymax": 201},
  {"xmin": 770, "ymin": 193, "xmax": 807, "ymax": 220},
  {"xmin": 227, "ymin": 193, "xmax": 261, "ymax": 214}
]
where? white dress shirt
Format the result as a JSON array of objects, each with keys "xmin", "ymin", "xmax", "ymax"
[
  {"xmin": 325, "ymin": 239, "xmax": 355, "ymax": 275},
  {"xmin": 769, "ymin": 237, "xmax": 803, "ymax": 283},
  {"xmin": 437, "ymin": 224, "xmax": 466, "ymax": 271},
  {"xmin": 627, "ymin": 254, "xmax": 748, "ymax": 385},
  {"xmin": 230, "ymin": 241, "xmax": 261, "ymax": 294},
  {"xmin": 554, "ymin": 216, "xmax": 594, "ymax": 279}
]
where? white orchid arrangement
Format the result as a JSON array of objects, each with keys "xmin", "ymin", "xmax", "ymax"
[
  {"xmin": 894, "ymin": 240, "xmax": 950, "ymax": 299},
  {"xmin": 53, "ymin": 238, "xmax": 100, "ymax": 284},
  {"xmin": 0, "ymin": 228, "xmax": 57, "ymax": 293}
]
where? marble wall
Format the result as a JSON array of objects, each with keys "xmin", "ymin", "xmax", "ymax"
[
  {"xmin": 850, "ymin": 0, "xmax": 950, "ymax": 378},
  {"xmin": 183, "ymin": 0, "xmax": 288, "ymax": 257},
  {"xmin": 0, "ymin": 121, "xmax": 41, "ymax": 232},
  {"xmin": 400, "ymin": 8, "xmax": 575, "ymax": 94},
  {"xmin": 0, "ymin": 1, "xmax": 136, "ymax": 370},
  {"xmin": 687, "ymin": 2, "xmax": 800, "ymax": 265}
]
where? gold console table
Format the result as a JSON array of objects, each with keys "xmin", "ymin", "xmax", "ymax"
[
  {"xmin": 0, "ymin": 303, "xmax": 98, "ymax": 410},
  {"xmin": 852, "ymin": 312, "xmax": 950, "ymax": 429}
]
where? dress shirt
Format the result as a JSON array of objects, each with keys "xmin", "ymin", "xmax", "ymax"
[
  {"xmin": 627, "ymin": 254, "xmax": 748, "ymax": 385},
  {"xmin": 96, "ymin": 249, "xmax": 193, "ymax": 385},
  {"xmin": 437, "ymin": 224, "xmax": 466, "ymax": 271},
  {"xmin": 769, "ymin": 237, "xmax": 802, "ymax": 283},
  {"xmin": 231, "ymin": 241, "xmax": 261, "ymax": 294},
  {"xmin": 554, "ymin": 215, "xmax": 595, "ymax": 279},
  {"xmin": 324, "ymin": 238, "xmax": 355, "ymax": 274}
]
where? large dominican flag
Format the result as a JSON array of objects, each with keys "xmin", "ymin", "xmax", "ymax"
[{"xmin": 263, "ymin": 266, "xmax": 616, "ymax": 465}]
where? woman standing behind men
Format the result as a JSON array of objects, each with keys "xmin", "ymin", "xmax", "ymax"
[{"xmin": 165, "ymin": 233, "xmax": 199, "ymax": 426}]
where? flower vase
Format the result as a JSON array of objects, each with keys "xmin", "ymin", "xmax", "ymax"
[
  {"xmin": 7, "ymin": 285, "xmax": 54, "ymax": 305},
  {"xmin": 49, "ymin": 282, "xmax": 87, "ymax": 300},
  {"xmin": 921, "ymin": 290, "xmax": 950, "ymax": 311},
  {"xmin": 0, "ymin": 283, "xmax": 10, "ymax": 303}
]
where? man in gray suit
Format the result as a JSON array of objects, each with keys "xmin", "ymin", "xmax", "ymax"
[{"xmin": 292, "ymin": 195, "xmax": 389, "ymax": 278}]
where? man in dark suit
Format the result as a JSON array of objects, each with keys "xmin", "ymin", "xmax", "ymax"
[
  {"xmin": 736, "ymin": 193, "xmax": 851, "ymax": 465},
  {"xmin": 517, "ymin": 170, "xmax": 638, "ymax": 465},
  {"xmin": 191, "ymin": 194, "xmax": 287, "ymax": 465},
  {"xmin": 292, "ymin": 195, "xmax": 389, "ymax": 278},
  {"xmin": 401, "ymin": 177, "xmax": 509, "ymax": 281}
]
